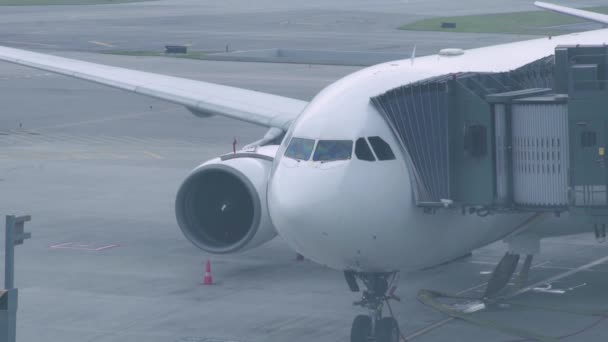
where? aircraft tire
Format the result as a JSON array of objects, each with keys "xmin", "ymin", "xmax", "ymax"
[
  {"xmin": 350, "ymin": 315, "xmax": 372, "ymax": 342},
  {"xmin": 375, "ymin": 317, "xmax": 399, "ymax": 342}
]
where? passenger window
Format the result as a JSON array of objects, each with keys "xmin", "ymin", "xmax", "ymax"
[
  {"xmin": 368, "ymin": 136, "xmax": 395, "ymax": 160},
  {"xmin": 355, "ymin": 138, "xmax": 375, "ymax": 161},
  {"xmin": 313, "ymin": 140, "xmax": 353, "ymax": 161},
  {"xmin": 284, "ymin": 137, "xmax": 315, "ymax": 160}
]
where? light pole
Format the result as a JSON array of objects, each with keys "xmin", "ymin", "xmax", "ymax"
[{"xmin": 1, "ymin": 215, "xmax": 32, "ymax": 342}]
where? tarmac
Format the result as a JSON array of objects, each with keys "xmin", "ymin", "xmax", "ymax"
[
  {"xmin": 1, "ymin": 0, "xmax": 608, "ymax": 341},
  {"xmin": 4, "ymin": 0, "xmax": 607, "ymax": 56}
]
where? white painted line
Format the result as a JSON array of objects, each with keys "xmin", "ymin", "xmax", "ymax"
[
  {"xmin": 94, "ymin": 244, "xmax": 120, "ymax": 251},
  {"xmin": 89, "ymin": 40, "xmax": 114, "ymax": 48},
  {"xmin": 407, "ymin": 260, "xmax": 562, "ymax": 340},
  {"xmin": 49, "ymin": 242, "xmax": 72, "ymax": 248},
  {"xmin": 143, "ymin": 151, "xmax": 163, "ymax": 159},
  {"xmin": 509, "ymin": 255, "xmax": 608, "ymax": 298},
  {"xmin": 49, "ymin": 242, "xmax": 119, "ymax": 251},
  {"xmin": 406, "ymin": 318, "xmax": 454, "ymax": 340}
]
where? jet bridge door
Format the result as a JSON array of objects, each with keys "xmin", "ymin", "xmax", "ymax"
[
  {"xmin": 565, "ymin": 46, "xmax": 608, "ymax": 207},
  {"xmin": 570, "ymin": 98, "xmax": 608, "ymax": 206}
]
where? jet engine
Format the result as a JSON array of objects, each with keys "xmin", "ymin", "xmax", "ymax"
[{"xmin": 175, "ymin": 148, "xmax": 277, "ymax": 254}]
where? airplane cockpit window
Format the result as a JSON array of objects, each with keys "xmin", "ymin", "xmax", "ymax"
[
  {"xmin": 313, "ymin": 140, "xmax": 353, "ymax": 161},
  {"xmin": 368, "ymin": 136, "xmax": 395, "ymax": 160},
  {"xmin": 355, "ymin": 138, "xmax": 375, "ymax": 161},
  {"xmin": 284, "ymin": 137, "xmax": 315, "ymax": 160}
]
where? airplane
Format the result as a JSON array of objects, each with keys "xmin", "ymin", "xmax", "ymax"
[{"xmin": 1, "ymin": 1, "xmax": 608, "ymax": 342}]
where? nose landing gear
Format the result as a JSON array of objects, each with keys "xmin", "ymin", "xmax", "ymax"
[{"xmin": 345, "ymin": 271, "xmax": 402, "ymax": 342}]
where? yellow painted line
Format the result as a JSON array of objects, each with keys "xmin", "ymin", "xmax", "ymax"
[
  {"xmin": 33, "ymin": 108, "xmax": 179, "ymax": 131},
  {"xmin": 3, "ymin": 40, "xmax": 59, "ymax": 48},
  {"xmin": 89, "ymin": 40, "xmax": 114, "ymax": 48},
  {"xmin": 412, "ymin": 255, "xmax": 608, "ymax": 341},
  {"xmin": 406, "ymin": 318, "xmax": 454, "ymax": 340},
  {"xmin": 143, "ymin": 151, "xmax": 163, "ymax": 159},
  {"xmin": 406, "ymin": 260, "xmax": 555, "ymax": 340}
]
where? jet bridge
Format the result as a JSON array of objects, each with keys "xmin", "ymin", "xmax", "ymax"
[{"xmin": 371, "ymin": 45, "xmax": 608, "ymax": 219}]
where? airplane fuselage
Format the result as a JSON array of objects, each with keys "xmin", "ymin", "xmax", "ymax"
[{"xmin": 266, "ymin": 29, "xmax": 608, "ymax": 272}]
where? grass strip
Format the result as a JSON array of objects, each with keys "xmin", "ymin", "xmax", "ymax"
[{"xmin": 400, "ymin": 6, "xmax": 608, "ymax": 35}]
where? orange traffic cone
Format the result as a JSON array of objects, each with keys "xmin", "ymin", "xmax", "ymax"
[{"xmin": 202, "ymin": 259, "xmax": 213, "ymax": 285}]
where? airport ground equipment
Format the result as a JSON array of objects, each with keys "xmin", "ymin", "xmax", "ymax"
[
  {"xmin": 372, "ymin": 45, "xmax": 608, "ymax": 226},
  {"xmin": 165, "ymin": 45, "xmax": 188, "ymax": 54},
  {"xmin": 1, "ymin": 215, "xmax": 31, "ymax": 342}
]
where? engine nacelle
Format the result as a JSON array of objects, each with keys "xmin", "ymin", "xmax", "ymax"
[{"xmin": 175, "ymin": 147, "xmax": 278, "ymax": 254}]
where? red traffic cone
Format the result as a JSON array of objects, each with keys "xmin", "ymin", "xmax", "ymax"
[{"xmin": 202, "ymin": 259, "xmax": 213, "ymax": 285}]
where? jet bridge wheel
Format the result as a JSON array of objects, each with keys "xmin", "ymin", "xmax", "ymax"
[{"xmin": 350, "ymin": 315, "xmax": 372, "ymax": 342}]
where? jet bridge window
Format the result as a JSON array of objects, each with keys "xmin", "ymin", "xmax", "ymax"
[
  {"xmin": 464, "ymin": 124, "xmax": 487, "ymax": 158},
  {"xmin": 581, "ymin": 131, "xmax": 597, "ymax": 147},
  {"xmin": 285, "ymin": 137, "xmax": 315, "ymax": 160},
  {"xmin": 355, "ymin": 138, "xmax": 375, "ymax": 161},
  {"xmin": 313, "ymin": 140, "xmax": 353, "ymax": 161},
  {"xmin": 368, "ymin": 136, "xmax": 395, "ymax": 160}
]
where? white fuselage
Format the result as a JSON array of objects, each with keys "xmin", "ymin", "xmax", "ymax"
[{"xmin": 266, "ymin": 30, "xmax": 606, "ymax": 273}]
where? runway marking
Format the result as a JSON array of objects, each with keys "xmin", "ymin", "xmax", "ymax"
[
  {"xmin": 406, "ymin": 318, "xmax": 454, "ymax": 340},
  {"xmin": 410, "ymin": 256, "xmax": 608, "ymax": 341},
  {"xmin": 3, "ymin": 131, "xmax": 38, "ymax": 145},
  {"xmin": 31, "ymin": 108, "xmax": 179, "ymax": 131},
  {"xmin": 49, "ymin": 242, "xmax": 119, "ymax": 251},
  {"xmin": 143, "ymin": 151, "xmax": 163, "ymax": 159},
  {"xmin": 108, "ymin": 153, "xmax": 130, "ymax": 159},
  {"xmin": 454, "ymin": 260, "xmax": 551, "ymax": 296},
  {"xmin": 509, "ymin": 255, "xmax": 608, "ymax": 298},
  {"xmin": 405, "ymin": 259, "xmax": 553, "ymax": 340},
  {"xmin": 89, "ymin": 40, "xmax": 114, "ymax": 48}
]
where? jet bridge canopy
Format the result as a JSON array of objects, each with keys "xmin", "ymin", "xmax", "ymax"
[
  {"xmin": 371, "ymin": 56, "xmax": 554, "ymax": 206},
  {"xmin": 371, "ymin": 46, "xmax": 608, "ymax": 221}
]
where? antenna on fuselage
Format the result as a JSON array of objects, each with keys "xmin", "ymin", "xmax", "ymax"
[{"xmin": 410, "ymin": 45, "xmax": 417, "ymax": 65}]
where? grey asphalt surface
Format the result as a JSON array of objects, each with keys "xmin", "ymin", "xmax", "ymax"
[
  {"xmin": 1, "ymin": 0, "xmax": 608, "ymax": 341},
  {"xmin": 2, "ymin": 0, "xmax": 606, "ymax": 57}
]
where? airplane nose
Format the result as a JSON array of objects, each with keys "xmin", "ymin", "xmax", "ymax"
[
  {"xmin": 267, "ymin": 156, "xmax": 412, "ymax": 271},
  {"xmin": 268, "ymin": 162, "xmax": 350, "ymax": 266}
]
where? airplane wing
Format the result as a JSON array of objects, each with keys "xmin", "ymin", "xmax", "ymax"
[
  {"xmin": 534, "ymin": 1, "xmax": 608, "ymax": 25},
  {"xmin": 0, "ymin": 45, "xmax": 308, "ymax": 130}
]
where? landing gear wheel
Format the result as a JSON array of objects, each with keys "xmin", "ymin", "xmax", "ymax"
[
  {"xmin": 376, "ymin": 317, "xmax": 400, "ymax": 342},
  {"xmin": 350, "ymin": 315, "xmax": 372, "ymax": 342}
]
